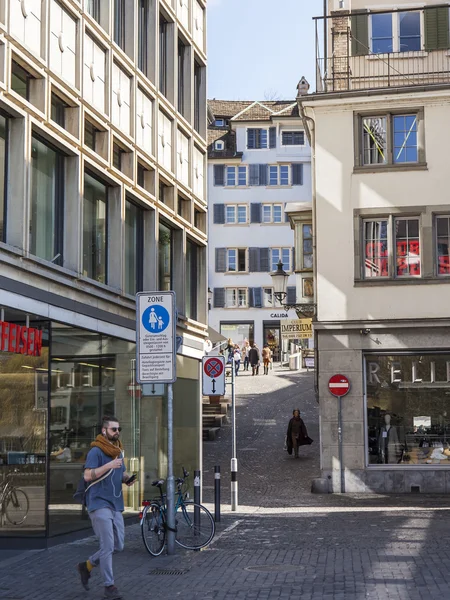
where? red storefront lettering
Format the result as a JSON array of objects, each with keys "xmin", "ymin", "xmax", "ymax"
[
  {"xmin": 8, "ymin": 323, "xmax": 17, "ymax": 352},
  {"xmin": 34, "ymin": 329, "xmax": 42, "ymax": 356},
  {"xmin": 19, "ymin": 326, "xmax": 27, "ymax": 355},
  {"xmin": 1, "ymin": 321, "xmax": 9, "ymax": 352},
  {"xmin": 0, "ymin": 320, "xmax": 42, "ymax": 356}
]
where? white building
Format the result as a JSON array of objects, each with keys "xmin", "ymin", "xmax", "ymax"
[
  {"xmin": 0, "ymin": 0, "xmax": 208, "ymax": 546},
  {"xmin": 303, "ymin": 0, "xmax": 450, "ymax": 493},
  {"xmin": 207, "ymin": 100, "xmax": 312, "ymax": 358}
]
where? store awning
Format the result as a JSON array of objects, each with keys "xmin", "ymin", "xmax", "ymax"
[{"xmin": 207, "ymin": 326, "xmax": 226, "ymax": 345}]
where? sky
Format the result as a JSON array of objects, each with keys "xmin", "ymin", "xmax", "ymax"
[{"xmin": 207, "ymin": 0, "xmax": 324, "ymax": 102}]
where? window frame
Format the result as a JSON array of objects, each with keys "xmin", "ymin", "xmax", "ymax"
[
  {"xmin": 225, "ymin": 287, "xmax": 247, "ymax": 308},
  {"xmin": 263, "ymin": 287, "xmax": 275, "ymax": 308},
  {"xmin": 138, "ymin": 0, "xmax": 149, "ymax": 75},
  {"xmin": 435, "ymin": 215, "xmax": 450, "ymax": 277},
  {"xmin": 226, "ymin": 248, "xmax": 247, "ymax": 273},
  {"xmin": 225, "ymin": 204, "xmax": 248, "ymax": 225},
  {"xmin": 271, "ymin": 247, "xmax": 291, "ymax": 272},
  {"xmin": 226, "ymin": 165, "xmax": 247, "ymax": 187},
  {"xmin": 113, "ymin": 0, "xmax": 126, "ymax": 50},
  {"xmin": 355, "ymin": 109, "xmax": 425, "ymax": 170},
  {"xmin": 262, "ymin": 203, "xmax": 283, "ymax": 224},
  {"xmin": 124, "ymin": 198, "xmax": 144, "ymax": 295},
  {"xmin": 281, "ymin": 131, "xmax": 305, "ymax": 146},
  {"xmin": 214, "ymin": 140, "xmax": 225, "ymax": 151},
  {"xmin": 83, "ymin": 170, "xmax": 109, "ymax": 284},
  {"xmin": 247, "ymin": 128, "xmax": 269, "ymax": 150},
  {"xmin": 268, "ymin": 165, "xmax": 290, "ymax": 186},
  {"xmin": 370, "ymin": 11, "xmax": 423, "ymax": 54}
]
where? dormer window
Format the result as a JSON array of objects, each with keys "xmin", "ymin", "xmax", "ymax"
[{"xmin": 214, "ymin": 140, "xmax": 225, "ymax": 151}]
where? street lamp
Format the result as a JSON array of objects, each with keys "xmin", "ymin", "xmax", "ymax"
[{"xmin": 270, "ymin": 261, "xmax": 316, "ymax": 319}]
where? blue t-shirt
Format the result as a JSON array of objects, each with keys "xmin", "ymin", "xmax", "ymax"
[{"xmin": 84, "ymin": 447, "xmax": 126, "ymax": 513}]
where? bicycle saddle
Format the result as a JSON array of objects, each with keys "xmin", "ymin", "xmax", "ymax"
[{"xmin": 152, "ymin": 479, "xmax": 165, "ymax": 487}]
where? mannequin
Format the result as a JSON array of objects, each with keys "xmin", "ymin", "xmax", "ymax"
[{"xmin": 378, "ymin": 414, "xmax": 400, "ymax": 464}]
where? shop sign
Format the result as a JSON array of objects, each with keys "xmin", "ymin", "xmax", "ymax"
[
  {"xmin": 0, "ymin": 321, "xmax": 43, "ymax": 356},
  {"xmin": 270, "ymin": 313, "xmax": 289, "ymax": 318},
  {"xmin": 281, "ymin": 318, "xmax": 313, "ymax": 340}
]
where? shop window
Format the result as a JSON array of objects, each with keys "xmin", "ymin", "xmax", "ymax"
[
  {"xmin": 185, "ymin": 240, "xmax": 198, "ymax": 320},
  {"xmin": 365, "ymin": 353, "xmax": 450, "ymax": 466},
  {"xmin": 30, "ymin": 135, "xmax": 64, "ymax": 265},
  {"xmin": 436, "ymin": 216, "xmax": 450, "ymax": 275},
  {"xmin": 219, "ymin": 322, "xmax": 254, "ymax": 345},
  {"xmin": 124, "ymin": 199, "xmax": 143, "ymax": 295},
  {"xmin": 83, "ymin": 172, "xmax": 108, "ymax": 284},
  {"xmin": 158, "ymin": 222, "xmax": 173, "ymax": 291}
]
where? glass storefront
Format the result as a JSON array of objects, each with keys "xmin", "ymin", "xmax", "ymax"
[
  {"xmin": 366, "ymin": 353, "xmax": 450, "ymax": 466},
  {"xmin": 220, "ymin": 322, "xmax": 254, "ymax": 346}
]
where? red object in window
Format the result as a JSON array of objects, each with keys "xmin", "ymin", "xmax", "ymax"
[
  {"xmin": 409, "ymin": 240, "xmax": 420, "ymax": 255},
  {"xmin": 380, "ymin": 258, "xmax": 388, "ymax": 276},
  {"xmin": 396, "ymin": 240, "xmax": 408, "ymax": 257},
  {"xmin": 397, "ymin": 258, "xmax": 408, "ymax": 276},
  {"xmin": 410, "ymin": 261, "xmax": 421, "ymax": 276},
  {"xmin": 439, "ymin": 255, "xmax": 450, "ymax": 274}
]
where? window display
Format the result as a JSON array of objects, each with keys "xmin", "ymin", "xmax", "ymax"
[{"xmin": 366, "ymin": 353, "xmax": 450, "ymax": 466}]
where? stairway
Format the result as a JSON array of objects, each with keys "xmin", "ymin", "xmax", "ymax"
[{"xmin": 202, "ymin": 398, "xmax": 229, "ymax": 441}]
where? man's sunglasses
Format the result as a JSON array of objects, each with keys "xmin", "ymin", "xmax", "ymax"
[{"xmin": 108, "ymin": 427, "xmax": 122, "ymax": 432}]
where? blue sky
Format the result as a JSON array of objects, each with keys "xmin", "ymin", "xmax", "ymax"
[{"xmin": 207, "ymin": 0, "xmax": 324, "ymax": 101}]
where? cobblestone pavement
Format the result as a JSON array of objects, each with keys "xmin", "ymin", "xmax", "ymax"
[{"xmin": 3, "ymin": 367, "xmax": 450, "ymax": 599}]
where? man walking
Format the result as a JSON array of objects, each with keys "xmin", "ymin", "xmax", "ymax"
[
  {"xmin": 77, "ymin": 416, "xmax": 135, "ymax": 599},
  {"xmin": 248, "ymin": 344, "xmax": 260, "ymax": 376}
]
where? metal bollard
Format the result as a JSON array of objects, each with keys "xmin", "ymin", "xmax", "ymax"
[
  {"xmin": 194, "ymin": 470, "xmax": 200, "ymax": 547},
  {"xmin": 231, "ymin": 458, "xmax": 238, "ymax": 511},
  {"xmin": 214, "ymin": 465, "xmax": 221, "ymax": 522}
]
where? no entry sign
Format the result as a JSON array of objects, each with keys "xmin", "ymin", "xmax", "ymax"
[
  {"xmin": 202, "ymin": 356, "xmax": 226, "ymax": 396},
  {"xmin": 328, "ymin": 374, "xmax": 350, "ymax": 397}
]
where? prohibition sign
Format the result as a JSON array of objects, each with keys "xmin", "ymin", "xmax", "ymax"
[{"xmin": 204, "ymin": 358, "xmax": 224, "ymax": 379}]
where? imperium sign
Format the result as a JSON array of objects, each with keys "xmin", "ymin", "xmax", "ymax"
[{"xmin": 281, "ymin": 319, "xmax": 313, "ymax": 340}]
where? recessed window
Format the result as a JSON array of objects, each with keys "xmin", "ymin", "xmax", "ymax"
[
  {"xmin": 269, "ymin": 165, "xmax": 289, "ymax": 186},
  {"xmin": 194, "ymin": 61, "xmax": 202, "ymax": 133},
  {"xmin": 159, "ymin": 15, "xmax": 168, "ymax": 97},
  {"xmin": 137, "ymin": 163, "xmax": 146, "ymax": 188},
  {"xmin": 114, "ymin": 0, "xmax": 125, "ymax": 50},
  {"xmin": 247, "ymin": 128, "xmax": 268, "ymax": 150},
  {"xmin": 436, "ymin": 216, "xmax": 450, "ymax": 275},
  {"xmin": 214, "ymin": 140, "xmax": 225, "ymax": 151},
  {"xmin": 83, "ymin": 172, "xmax": 108, "ymax": 284},
  {"xmin": 302, "ymin": 224, "xmax": 313, "ymax": 269},
  {"xmin": 225, "ymin": 205, "xmax": 247, "ymax": 224},
  {"xmin": 86, "ymin": 0, "xmax": 101, "ymax": 23},
  {"xmin": 159, "ymin": 181, "xmax": 169, "ymax": 204},
  {"xmin": 227, "ymin": 248, "xmax": 247, "ymax": 272},
  {"xmin": 371, "ymin": 11, "xmax": 421, "ymax": 54},
  {"xmin": 271, "ymin": 248, "xmax": 291, "ymax": 272},
  {"xmin": 113, "ymin": 143, "xmax": 126, "ymax": 171},
  {"xmin": 0, "ymin": 116, "xmax": 8, "ymax": 243},
  {"xmin": 124, "ymin": 199, "xmax": 143, "ymax": 295},
  {"xmin": 263, "ymin": 288, "xmax": 274, "ymax": 308},
  {"xmin": 225, "ymin": 288, "xmax": 247, "ymax": 308},
  {"xmin": 281, "ymin": 131, "xmax": 305, "ymax": 146},
  {"xmin": 178, "ymin": 38, "xmax": 186, "ymax": 116},
  {"xmin": 30, "ymin": 135, "xmax": 64, "ymax": 265},
  {"xmin": 159, "ymin": 222, "xmax": 173, "ymax": 291},
  {"xmin": 51, "ymin": 94, "xmax": 67, "ymax": 128},
  {"xmin": 186, "ymin": 240, "xmax": 198, "ymax": 320},
  {"xmin": 138, "ymin": 0, "xmax": 149, "ymax": 75},
  {"xmin": 226, "ymin": 166, "xmax": 247, "ymax": 186},
  {"xmin": 85, "ymin": 121, "xmax": 97, "ymax": 151},
  {"xmin": 11, "ymin": 61, "xmax": 32, "ymax": 100},
  {"xmin": 214, "ymin": 119, "xmax": 225, "ymax": 127},
  {"xmin": 262, "ymin": 204, "xmax": 283, "ymax": 224}
]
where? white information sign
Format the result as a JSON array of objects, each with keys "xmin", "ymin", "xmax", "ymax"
[
  {"xmin": 202, "ymin": 356, "xmax": 226, "ymax": 396},
  {"xmin": 136, "ymin": 291, "xmax": 176, "ymax": 384}
]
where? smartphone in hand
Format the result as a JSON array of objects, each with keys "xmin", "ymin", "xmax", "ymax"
[{"xmin": 126, "ymin": 473, "xmax": 138, "ymax": 486}]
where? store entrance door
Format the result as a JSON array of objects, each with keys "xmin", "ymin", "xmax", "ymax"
[{"xmin": 263, "ymin": 321, "xmax": 281, "ymax": 362}]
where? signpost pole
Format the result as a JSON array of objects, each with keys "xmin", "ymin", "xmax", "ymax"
[
  {"xmin": 166, "ymin": 382, "xmax": 176, "ymax": 554},
  {"xmin": 328, "ymin": 374, "xmax": 350, "ymax": 495},
  {"xmin": 337, "ymin": 394, "xmax": 345, "ymax": 494},
  {"xmin": 230, "ymin": 357, "xmax": 238, "ymax": 511}
]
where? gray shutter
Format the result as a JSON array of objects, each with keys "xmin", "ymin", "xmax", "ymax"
[
  {"xmin": 250, "ymin": 203, "xmax": 262, "ymax": 223},
  {"xmin": 249, "ymin": 164, "xmax": 259, "ymax": 186},
  {"xmin": 292, "ymin": 247, "xmax": 296, "ymax": 271},
  {"xmin": 214, "ymin": 164, "xmax": 225, "ymax": 186},
  {"xmin": 351, "ymin": 12, "xmax": 369, "ymax": 56},
  {"xmin": 213, "ymin": 204, "xmax": 225, "ymax": 224},
  {"xmin": 247, "ymin": 129, "xmax": 256, "ymax": 149},
  {"xmin": 425, "ymin": 7, "xmax": 449, "ymax": 51},
  {"xmin": 292, "ymin": 163, "xmax": 303, "ymax": 186},
  {"xmin": 269, "ymin": 127, "xmax": 276, "ymax": 149},
  {"xmin": 248, "ymin": 287, "xmax": 254, "ymax": 307},
  {"xmin": 215, "ymin": 248, "xmax": 226, "ymax": 273},
  {"xmin": 259, "ymin": 164, "xmax": 267, "ymax": 186},
  {"xmin": 286, "ymin": 286, "xmax": 296, "ymax": 305},
  {"xmin": 260, "ymin": 247, "xmax": 270, "ymax": 272},
  {"xmin": 253, "ymin": 287, "xmax": 262, "ymax": 308},
  {"xmin": 213, "ymin": 288, "xmax": 225, "ymax": 308},
  {"xmin": 249, "ymin": 248, "xmax": 260, "ymax": 272}
]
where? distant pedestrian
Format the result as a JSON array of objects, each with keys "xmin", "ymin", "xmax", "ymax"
[
  {"xmin": 242, "ymin": 340, "xmax": 250, "ymax": 371},
  {"xmin": 262, "ymin": 345, "xmax": 272, "ymax": 375},
  {"xmin": 286, "ymin": 409, "xmax": 310, "ymax": 458},
  {"xmin": 233, "ymin": 347, "xmax": 241, "ymax": 376},
  {"xmin": 76, "ymin": 416, "xmax": 136, "ymax": 599},
  {"xmin": 248, "ymin": 344, "xmax": 260, "ymax": 376},
  {"xmin": 226, "ymin": 338, "xmax": 234, "ymax": 363}
]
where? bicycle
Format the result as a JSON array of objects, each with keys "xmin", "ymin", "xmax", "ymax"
[
  {"xmin": 140, "ymin": 468, "xmax": 215, "ymax": 556},
  {"xmin": 0, "ymin": 469, "xmax": 29, "ymax": 526}
]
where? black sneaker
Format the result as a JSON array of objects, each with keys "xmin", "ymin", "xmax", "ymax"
[
  {"xmin": 77, "ymin": 562, "xmax": 91, "ymax": 590},
  {"xmin": 104, "ymin": 586, "xmax": 123, "ymax": 599}
]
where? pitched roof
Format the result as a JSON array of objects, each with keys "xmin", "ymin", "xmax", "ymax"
[
  {"xmin": 207, "ymin": 128, "xmax": 242, "ymax": 159},
  {"xmin": 208, "ymin": 99, "xmax": 299, "ymax": 122}
]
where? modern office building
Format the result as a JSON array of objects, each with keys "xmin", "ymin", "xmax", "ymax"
[
  {"xmin": 303, "ymin": 0, "xmax": 450, "ymax": 493},
  {"xmin": 207, "ymin": 98, "xmax": 312, "ymax": 359},
  {"xmin": 0, "ymin": 0, "xmax": 207, "ymax": 545}
]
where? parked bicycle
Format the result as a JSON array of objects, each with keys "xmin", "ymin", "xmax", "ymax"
[
  {"xmin": 140, "ymin": 468, "xmax": 215, "ymax": 555},
  {"xmin": 0, "ymin": 469, "xmax": 29, "ymax": 525}
]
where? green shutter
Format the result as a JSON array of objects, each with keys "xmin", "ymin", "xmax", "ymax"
[
  {"xmin": 425, "ymin": 7, "xmax": 449, "ymax": 51},
  {"xmin": 351, "ymin": 12, "xmax": 369, "ymax": 56}
]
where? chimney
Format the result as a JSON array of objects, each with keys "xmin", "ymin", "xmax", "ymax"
[{"xmin": 296, "ymin": 77, "xmax": 310, "ymax": 97}]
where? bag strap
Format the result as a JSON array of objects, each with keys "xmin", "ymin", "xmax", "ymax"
[{"xmin": 85, "ymin": 468, "xmax": 113, "ymax": 494}]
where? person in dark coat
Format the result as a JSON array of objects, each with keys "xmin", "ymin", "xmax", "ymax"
[
  {"xmin": 286, "ymin": 409, "xmax": 309, "ymax": 458},
  {"xmin": 248, "ymin": 344, "xmax": 260, "ymax": 376}
]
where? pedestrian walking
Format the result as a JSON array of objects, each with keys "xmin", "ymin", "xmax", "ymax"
[
  {"xmin": 234, "ymin": 346, "xmax": 241, "ymax": 376},
  {"xmin": 242, "ymin": 340, "xmax": 250, "ymax": 371},
  {"xmin": 226, "ymin": 338, "xmax": 234, "ymax": 363},
  {"xmin": 248, "ymin": 344, "xmax": 260, "ymax": 376},
  {"xmin": 286, "ymin": 409, "xmax": 311, "ymax": 458},
  {"xmin": 262, "ymin": 344, "xmax": 272, "ymax": 375},
  {"xmin": 76, "ymin": 415, "xmax": 136, "ymax": 599}
]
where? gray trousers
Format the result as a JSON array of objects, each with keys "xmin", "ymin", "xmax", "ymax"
[{"xmin": 88, "ymin": 508, "xmax": 125, "ymax": 587}]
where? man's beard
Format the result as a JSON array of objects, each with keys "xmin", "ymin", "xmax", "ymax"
[{"xmin": 106, "ymin": 433, "xmax": 120, "ymax": 443}]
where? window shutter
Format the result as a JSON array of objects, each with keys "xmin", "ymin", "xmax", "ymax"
[
  {"xmin": 215, "ymin": 248, "xmax": 226, "ymax": 273},
  {"xmin": 260, "ymin": 247, "xmax": 270, "ymax": 272},
  {"xmin": 250, "ymin": 203, "xmax": 262, "ymax": 223},
  {"xmin": 269, "ymin": 127, "xmax": 276, "ymax": 149},
  {"xmin": 248, "ymin": 288, "xmax": 254, "ymax": 307},
  {"xmin": 292, "ymin": 247, "xmax": 296, "ymax": 271},
  {"xmin": 213, "ymin": 288, "xmax": 225, "ymax": 308},
  {"xmin": 248, "ymin": 247, "xmax": 260, "ymax": 272},
  {"xmin": 247, "ymin": 129, "xmax": 256, "ymax": 149},
  {"xmin": 425, "ymin": 7, "xmax": 449, "ymax": 51},
  {"xmin": 286, "ymin": 286, "xmax": 296, "ymax": 305},
  {"xmin": 351, "ymin": 12, "xmax": 369, "ymax": 56},
  {"xmin": 253, "ymin": 287, "xmax": 262, "ymax": 308},
  {"xmin": 213, "ymin": 204, "xmax": 225, "ymax": 224},
  {"xmin": 259, "ymin": 164, "xmax": 267, "ymax": 186},
  {"xmin": 249, "ymin": 164, "xmax": 259, "ymax": 185},
  {"xmin": 213, "ymin": 164, "xmax": 225, "ymax": 186},
  {"xmin": 292, "ymin": 163, "xmax": 303, "ymax": 186}
]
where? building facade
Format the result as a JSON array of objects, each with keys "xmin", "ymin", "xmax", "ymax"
[
  {"xmin": 304, "ymin": 0, "xmax": 450, "ymax": 493},
  {"xmin": 207, "ymin": 99, "xmax": 312, "ymax": 359},
  {"xmin": 0, "ymin": 0, "xmax": 207, "ymax": 545}
]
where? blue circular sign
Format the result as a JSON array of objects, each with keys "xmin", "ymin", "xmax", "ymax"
[{"xmin": 142, "ymin": 305, "xmax": 170, "ymax": 333}]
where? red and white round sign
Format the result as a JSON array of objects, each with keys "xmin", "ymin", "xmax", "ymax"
[{"xmin": 328, "ymin": 374, "xmax": 350, "ymax": 397}]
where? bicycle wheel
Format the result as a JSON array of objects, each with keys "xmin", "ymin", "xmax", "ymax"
[
  {"xmin": 5, "ymin": 488, "xmax": 29, "ymax": 525},
  {"xmin": 141, "ymin": 503, "xmax": 166, "ymax": 556},
  {"xmin": 175, "ymin": 501, "xmax": 215, "ymax": 550}
]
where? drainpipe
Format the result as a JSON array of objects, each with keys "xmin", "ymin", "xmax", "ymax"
[{"xmin": 297, "ymin": 98, "xmax": 319, "ymax": 403}]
